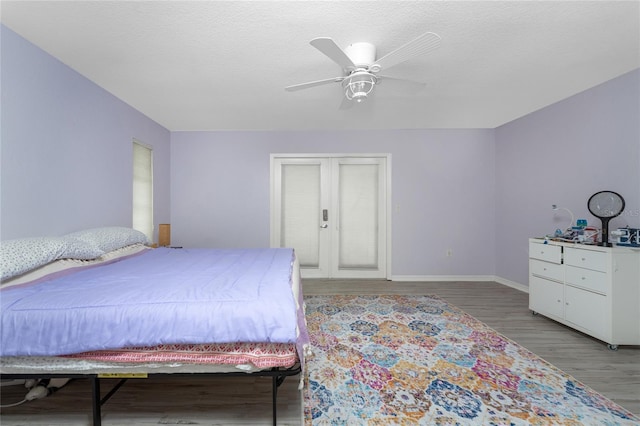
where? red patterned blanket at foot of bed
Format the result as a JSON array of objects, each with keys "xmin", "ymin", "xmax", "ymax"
[{"xmin": 62, "ymin": 342, "xmax": 298, "ymax": 369}]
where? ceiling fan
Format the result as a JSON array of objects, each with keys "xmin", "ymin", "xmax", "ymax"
[{"xmin": 285, "ymin": 31, "xmax": 442, "ymax": 107}]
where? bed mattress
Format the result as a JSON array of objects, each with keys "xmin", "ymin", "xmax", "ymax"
[{"xmin": 1, "ymin": 247, "xmax": 302, "ymax": 359}]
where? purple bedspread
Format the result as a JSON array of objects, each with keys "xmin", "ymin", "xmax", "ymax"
[{"xmin": 1, "ymin": 248, "xmax": 298, "ymax": 357}]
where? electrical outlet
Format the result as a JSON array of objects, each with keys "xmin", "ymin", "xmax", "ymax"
[{"xmin": 446, "ymin": 249, "xmax": 453, "ymax": 257}]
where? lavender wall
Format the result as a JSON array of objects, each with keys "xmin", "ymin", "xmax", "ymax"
[
  {"xmin": 495, "ymin": 69, "xmax": 640, "ymax": 286},
  {"xmin": 170, "ymin": 129, "xmax": 497, "ymax": 276},
  {"xmin": 1, "ymin": 26, "xmax": 171, "ymax": 241},
  {"xmin": 4, "ymin": 22, "xmax": 636, "ymax": 283}
]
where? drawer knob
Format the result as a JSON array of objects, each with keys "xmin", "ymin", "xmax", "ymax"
[
  {"xmin": 581, "ymin": 257, "xmax": 586, "ymax": 261},
  {"xmin": 581, "ymin": 277, "xmax": 586, "ymax": 280}
]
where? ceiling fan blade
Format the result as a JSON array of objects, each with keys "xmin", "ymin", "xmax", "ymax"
[
  {"xmin": 310, "ymin": 38, "xmax": 356, "ymax": 71},
  {"xmin": 374, "ymin": 32, "xmax": 441, "ymax": 72},
  {"xmin": 285, "ymin": 76, "xmax": 344, "ymax": 92}
]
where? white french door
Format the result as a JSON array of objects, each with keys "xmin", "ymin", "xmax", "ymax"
[{"xmin": 271, "ymin": 155, "xmax": 389, "ymax": 279}]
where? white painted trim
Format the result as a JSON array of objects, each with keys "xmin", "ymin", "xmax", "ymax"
[
  {"xmin": 271, "ymin": 153, "xmax": 391, "ymax": 159},
  {"xmin": 385, "ymin": 154, "xmax": 392, "ymax": 281},
  {"xmin": 494, "ymin": 276, "xmax": 529, "ymax": 293},
  {"xmin": 390, "ymin": 275, "xmax": 529, "ymax": 293},
  {"xmin": 391, "ymin": 275, "xmax": 496, "ymax": 282}
]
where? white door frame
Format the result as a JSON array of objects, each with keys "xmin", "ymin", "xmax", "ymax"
[{"xmin": 270, "ymin": 153, "xmax": 392, "ymax": 280}]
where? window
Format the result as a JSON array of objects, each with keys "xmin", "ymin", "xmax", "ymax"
[{"xmin": 132, "ymin": 140, "xmax": 153, "ymax": 242}]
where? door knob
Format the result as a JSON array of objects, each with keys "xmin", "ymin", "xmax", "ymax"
[{"xmin": 320, "ymin": 223, "xmax": 328, "ymax": 228}]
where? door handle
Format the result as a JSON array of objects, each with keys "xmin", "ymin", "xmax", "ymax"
[{"xmin": 320, "ymin": 223, "xmax": 328, "ymax": 228}]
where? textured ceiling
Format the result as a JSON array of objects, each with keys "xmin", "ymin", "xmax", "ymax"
[{"xmin": 2, "ymin": 1, "xmax": 639, "ymax": 131}]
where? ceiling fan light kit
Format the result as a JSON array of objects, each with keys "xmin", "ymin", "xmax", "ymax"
[
  {"xmin": 285, "ymin": 32, "xmax": 442, "ymax": 106},
  {"xmin": 343, "ymin": 70, "xmax": 377, "ymax": 102}
]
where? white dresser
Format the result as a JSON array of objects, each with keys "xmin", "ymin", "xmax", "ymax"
[{"xmin": 528, "ymin": 238, "xmax": 640, "ymax": 349}]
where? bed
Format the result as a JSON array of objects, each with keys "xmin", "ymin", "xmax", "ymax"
[{"xmin": 0, "ymin": 227, "xmax": 309, "ymax": 426}]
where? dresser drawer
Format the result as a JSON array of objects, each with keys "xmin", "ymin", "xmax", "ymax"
[
  {"xmin": 564, "ymin": 247, "xmax": 608, "ymax": 272},
  {"xmin": 530, "ymin": 259, "xmax": 564, "ymax": 282},
  {"xmin": 529, "ymin": 275, "xmax": 564, "ymax": 319},
  {"xmin": 565, "ymin": 285, "xmax": 608, "ymax": 340},
  {"xmin": 565, "ymin": 265, "xmax": 608, "ymax": 294},
  {"xmin": 529, "ymin": 241, "xmax": 562, "ymax": 264}
]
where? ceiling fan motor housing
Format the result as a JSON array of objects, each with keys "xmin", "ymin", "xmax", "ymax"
[{"xmin": 344, "ymin": 42, "xmax": 377, "ymax": 68}]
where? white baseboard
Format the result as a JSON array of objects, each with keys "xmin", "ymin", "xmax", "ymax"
[
  {"xmin": 494, "ymin": 276, "xmax": 529, "ymax": 293},
  {"xmin": 391, "ymin": 275, "xmax": 495, "ymax": 282},
  {"xmin": 391, "ymin": 275, "xmax": 529, "ymax": 294}
]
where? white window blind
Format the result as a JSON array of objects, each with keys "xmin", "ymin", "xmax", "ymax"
[
  {"xmin": 280, "ymin": 164, "xmax": 321, "ymax": 267},
  {"xmin": 338, "ymin": 163, "xmax": 379, "ymax": 269},
  {"xmin": 132, "ymin": 140, "xmax": 153, "ymax": 242}
]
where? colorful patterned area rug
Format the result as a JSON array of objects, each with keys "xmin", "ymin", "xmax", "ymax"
[{"xmin": 302, "ymin": 294, "xmax": 639, "ymax": 425}]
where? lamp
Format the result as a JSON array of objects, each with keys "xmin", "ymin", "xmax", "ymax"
[
  {"xmin": 551, "ymin": 205, "xmax": 575, "ymax": 231},
  {"xmin": 343, "ymin": 70, "xmax": 377, "ymax": 103},
  {"xmin": 158, "ymin": 224, "xmax": 171, "ymax": 247}
]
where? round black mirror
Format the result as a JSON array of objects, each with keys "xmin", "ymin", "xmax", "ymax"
[{"xmin": 587, "ymin": 191, "xmax": 625, "ymax": 246}]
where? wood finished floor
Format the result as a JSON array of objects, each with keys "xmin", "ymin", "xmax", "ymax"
[{"xmin": 1, "ymin": 280, "xmax": 638, "ymax": 425}]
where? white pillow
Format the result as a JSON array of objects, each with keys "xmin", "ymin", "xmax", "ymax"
[
  {"xmin": 0, "ymin": 237, "xmax": 67, "ymax": 281},
  {"xmin": 60, "ymin": 237, "xmax": 105, "ymax": 260},
  {"xmin": 65, "ymin": 227, "xmax": 149, "ymax": 253},
  {"xmin": 1, "ymin": 244, "xmax": 150, "ymax": 289}
]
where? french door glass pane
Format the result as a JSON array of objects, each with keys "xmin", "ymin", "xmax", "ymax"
[
  {"xmin": 338, "ymin": 163, "xmax": 378, "ymax": 269},
  {"xmin": 281, "ymin": 164, "xmax": 321, "ymax": 267}
]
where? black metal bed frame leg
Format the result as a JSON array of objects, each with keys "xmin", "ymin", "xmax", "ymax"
[
  {"xmin": 90, "ymin": 376, "xmax": 129, "ymax": 426},
  {"xmin": 91, "ymin": 376, "xmax": 102, "ymax": 426},
  {"xmin": 272, "ymin": 375, "xmax": 277, "ymax": 426},
  {"xmin": 271, "ymin": 374, "xmax": 287, "ymax": 426}
]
